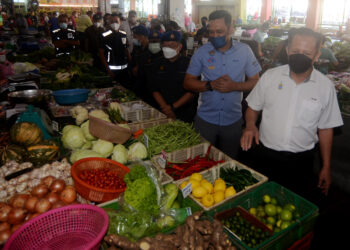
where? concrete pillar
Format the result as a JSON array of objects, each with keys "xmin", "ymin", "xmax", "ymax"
[
  {"xmin": 169, "ymin": 0, "xmax": 185, "ymax": 28},
  {"xmin": 305, "ymin": 0, "xmax": 322, "ymax": 31},
  {"xmin": 130, "ymin": 0, "xmax": 136, "ymax": 10},
  {"xmin": 260, "ymin": 0, "xmax": 272, "ymax": 23},
  {"xmin": 98, "ymin": 0, "xmax": 111, "ymax": 15}
]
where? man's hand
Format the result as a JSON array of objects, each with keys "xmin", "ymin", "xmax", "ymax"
[
  {"xmin": 241, "ymin": 125, "xmax": 260, "ymax": 151},
  {"xmin": 318, "ymin": 167, "xmax": 331, "ymax": 196},
  {"xmin": 161, "ymin": 105, "xmax": 176, "ymax": 119},
  {"xmin": 211, "ymin": 75, "xmax": 237, "ymax": 93}
]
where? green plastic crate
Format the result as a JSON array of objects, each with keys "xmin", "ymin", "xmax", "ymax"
[{"xmin": 206, "ymin": 182, "xmax": 319, "ymax": 250}]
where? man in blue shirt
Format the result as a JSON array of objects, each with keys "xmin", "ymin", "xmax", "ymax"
[{"xmin": 184, "ymin": 10, "xmax": 261, "ymax": 158}]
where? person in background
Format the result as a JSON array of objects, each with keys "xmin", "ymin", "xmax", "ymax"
[
  {"xmin": 15, "ymin": 13, "xmax": 28, "ymax": 35},
  {"xmin": 26, "ymin": 14, "xmax": 33, "ymax": 27},
  {"xmin": 184, "ymin": 10, "xmax": 261, "ymax": 158},
  {"xmin": 315, "ymin": 35, "xmax": 339, "ymax": 74},
  {"xmin": 150, "ymin": 31, "xmax": 197, "ymax": 122},
  {"xmin": 87, "ymin": 11, "xmax": 93, "ymax": 21},
  {"xmin": 99, "ymin": 13, "xmax": 130, "ymax": 87},
  {"xmin": 52, "ymin": 14, "xmax": 80, "ymax": 57},
  {"xmin": 71, "ymin": 11, "xmax": 78, "ymax": 29},
  {"xmin": 151, "ymin": 18, "xmax": 165, "ymax": 33},
  {"xmin": 253, "ymin": 22, "xmax": 269, "ymax": 58},
  {"xmin": 241, "ymin": 28, "xmax": 343, "ymax": 197},
  {"xmin": 85, "ymin": 14, "xmax": 104, "ymax": 69},
  {"xmin": 128, "ymin": 10, "xmax": 138, "ymax": 29},
  {"xmin": 272, "ymin": 39, "xmax": 289, "ymax": 66},
  {"xmin": 119, "ymin": 12, "xmax": 133, "ymax": 53},
  {"xmin": 166, "ymin": 20, "xmax": 187, "ymax": 56},
  {"xmin": 130, "ymin": 25, "xmax": 150, "ymax": 97},
  {"xmin": 67, "ymin": 17, "xmax": 74, "ymax": 30},
  {"xmin": 103, "ymin": 13, "xmax": 111, "ymax": 30},
  {"xmin": 195, "ymin": 16, "xmax": 208, "ymax": 43},
  {"xmin": 76, "ymin": 10, "xmax": 93, "ymax": 48},
  {"xmin": 48, "ymin": 12, "xmax": 59, "ymax": 32}
]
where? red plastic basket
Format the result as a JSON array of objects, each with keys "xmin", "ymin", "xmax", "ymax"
[
  {"xmin": 4, "ymin": 204, "xmax": 109, "ymax": 250},
  {"xmin": 71, "ymin": 157, "xmax": 130, "ymax": 202}
]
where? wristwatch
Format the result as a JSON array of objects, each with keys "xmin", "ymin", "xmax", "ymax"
[{"xmin": 206, "ymin": 81, "xmax": 213, "ymax": 91}]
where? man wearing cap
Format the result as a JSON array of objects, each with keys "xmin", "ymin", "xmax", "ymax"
[
  {"xmin": 52, "ymin": 14, "xmax": 80, "ymax": 57},
  {"xmin": 130, "ymin": 25, "xmax": 150, "ymax": 97},
  {"xmin": 99, "ymin": 13, "xmax": 131, "ymax": 87},
  {"xmin": 184, "ymin": 10, "xmax": 261, "ymax": 158},
  {"xmin": 149, "ymin": 31, "xmax": 197, "ymax": 122}
]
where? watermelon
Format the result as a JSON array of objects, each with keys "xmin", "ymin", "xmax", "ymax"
[
  {"xmin": 10, "ymin": 122, "xmax": 43, "ymax": 146},
  {"xmin": 0, "ymin": 144, "xmax": 27, "ymax": 165},
  {"xmin": 27, "ymin": 140, "xmax": 60, "ymax": 164}
]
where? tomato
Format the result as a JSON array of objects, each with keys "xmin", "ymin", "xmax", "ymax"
[{"xmin": 79, "ymin": 168, "xmax": 125, "ymax": 190}]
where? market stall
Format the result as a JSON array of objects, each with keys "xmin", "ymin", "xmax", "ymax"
[{"xmin": 0, "ymin": 31, "xmax": 321, "ymax": 250}]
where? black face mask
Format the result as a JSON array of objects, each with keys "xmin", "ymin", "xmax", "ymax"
[{"xmin": 288, "ymin": 54, "xmax": 313, "ymax": 74}]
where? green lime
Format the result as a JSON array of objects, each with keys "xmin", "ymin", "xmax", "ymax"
[
  {"xmin": 284, "ymin": 203, "xmax": 296, "ymax": 212},
  {"xmin": 276, "ymin": 219, "xmax": 282, "ymax": 228},
  {"xmin": 249, "ymin": 207, "xmax": 257, "ymax": 216},
  {"xmin": 257, "ymin": 205, "xmax": 264, "ymax": 212},
  {"xmin": 271, "ymin": 197, "xmax": 278, "ymax": 205},
  {"xmin": 280, "ymin": 221, "xmax": 291, "ymax": 230},
  {"xmin": 274, "ymin": 227, "xmax": 281, "ymax": 233},
  {"xmin": 263, "ymin": 194, "xmax": 271, "ymax": 203},
  {"xmin": 281, "ymin": 209, "xmax": 293, "ymax": 221},
  {"xmin": 276, "ymin": 206, "xmax": 282, "ymax": 214},
  {"xmin": 267, "ymin": 216, "xmax": 276, "ymax": 225},
  {"xmin": 257, "ymin": 210, "xmax": 266, "ymax": 218},
  {"xmin": 266, "ymin": 224, "xmax": 273, "ymax": 230},
  {"xmin": 265, "ymin": 204, "xmax": 277, "ymax": 216}
]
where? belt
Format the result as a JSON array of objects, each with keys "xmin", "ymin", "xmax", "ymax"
[{"xmin": 109, "ymin": 64, "xmax": 128, "ymax": 70}]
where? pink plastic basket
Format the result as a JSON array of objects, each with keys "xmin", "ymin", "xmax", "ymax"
[{"xmin": 4, "ymin": 204, "xmax": 109, "ymax": 250}]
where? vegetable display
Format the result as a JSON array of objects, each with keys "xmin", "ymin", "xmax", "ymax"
[
  {"xmin": 0, "ymin": 144, "xmax": 27, "ymax": 165},
  {"xmin": 104, "ymin": 211, "xmax": 236, "ymax": 250},
  {"xmin": 10, "ymin": 122, "xmax": 43, "ymax": 147},
  {"xmin": 166, "ymin": 146, "xmax": 225, "ymax": 180},
  {"xmin": 220, "ymin": 167, "xmax": 259, "ymax": 192},
  {"xmin": 141, "ymin": 121, "xmax": 201, "ymax": 157},
  {"xmin": 110, "ymin": 87, "xmax": 138, "ymax": 103}
]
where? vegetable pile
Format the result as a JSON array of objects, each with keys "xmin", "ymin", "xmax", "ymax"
[
  {"xmin": 110, "ymin": 87, "xmax": 138, "ymax": 103},
  {"xmin": 220, "ymin": 167, "xmax": 259, "ymax": 192},
  {"xmin": 141, "ymin": 121, "xmax": 201, "ymax": 157},
  {"xmin": 79, "ymin": 168, "xmax": 126, "ymax": 190},
  {"xmin": 104, "ymin": 211, "xmax": 236, "ymax": 250},
  {"xmin": 166, "ymin": 146, "xmax": 225, "ymax": 180},
  {"xmin": 0, "ymin": 176, "xmax": 78, "ymax": 245}
]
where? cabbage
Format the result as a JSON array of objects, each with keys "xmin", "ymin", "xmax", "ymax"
[
  {"xmin": 92, "ymin": 139, "xmax": 114, "ymax": 158},
  {"xmin": 128, "ymin": 142, "xmax": 147, "ymax": 161},
  {"xmin": 81, "ymin": 140, "xmax": 93, "ymax": 149},
  {"xmin": 89, "ymin": 109, "xmax": 111, "ymax": 122},
  {"xmin": 70, "ymin": 149, "xmax": 103, "ymax": 163},
  {"xmin": 119, "ymin": 124, "xmax": 131, "ymax": 130},
  {"xmin": 111, "ymin": 144, "xmax": 128, "ymax": 164},
  {"xmin": 80, "ymin": 121, "xmax": 96, "ymax": 141},
  {"xmin": 62, "ymin": 125, "xmax": 76, "ymax": 135},
  {"xmin": 62, "ymin": 126, "xmax": 85, "ymax": 150}
]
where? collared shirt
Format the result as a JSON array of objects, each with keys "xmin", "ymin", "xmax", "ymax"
[
  {"xmin": 51, "ymin": 28, "xmax": 78, "ymax": 56},
  {"xmin": 187, "ymin": 39, "xmax": 261, "ymax": 126},
  {"xmin": 246, "ymin": 65, "xmax": 343, "ymax": 153}
]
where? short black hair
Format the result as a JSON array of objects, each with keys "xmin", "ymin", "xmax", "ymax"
[
  {"xmin": 93, "ymin": 14, "xmax": 102, "ymax": 22},
  {"xmin": 87, "ymin": 11, "xmax": 93, "ymax": 16},
  {"xmin": 167, "ymin": 20, "xmax": 180, "ymax": 31},
  {"xmin": 288, "ymin": 28, "xmax": 322, "ymax": 51},
  {"xmin": 129, "ymin": 10, "xmax": 137, "ymax": 16},
  {"xmin": 209, "ymin": 10, "xmax": 232, "ymax": 27},
  {"xmin": 201, "ymin": 16, "xmax": 208, "ymax": 22}
]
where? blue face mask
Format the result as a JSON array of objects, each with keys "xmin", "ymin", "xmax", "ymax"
[
  {"xmin": 209, "ymin": 35, "xmax": 227, "ymax": 49},
  {"xmin": 133, "ymin": 38, "xmax": 141, "ymax": 46},
  {"xmin": 60, "ymin": 23, "xmax": 68, "ymax": 29}
]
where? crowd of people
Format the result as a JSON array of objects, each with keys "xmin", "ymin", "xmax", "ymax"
[{"xmin": 2, "ymin": 9, "xmax": 344, "ymax": 200}]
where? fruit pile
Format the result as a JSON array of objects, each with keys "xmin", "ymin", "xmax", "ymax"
[
  {"xmin": 248, "ymin": 194, "xmax": 301, "ymax": 233},
  {"xmin": 222, "ymin": 210, "xmax": 271, "ymax": 248},
  {"xmin": 180, "ymin": 173, "xmax": 236, "ymax": 208}
]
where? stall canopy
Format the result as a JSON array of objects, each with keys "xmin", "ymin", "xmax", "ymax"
[{"xmin": 39, "ymin": 0, "xmax": 98, "ymax": 8}]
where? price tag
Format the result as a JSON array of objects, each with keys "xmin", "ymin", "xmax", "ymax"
[
  {"xmin": 52, "ymin": 121, "xmax": 59, "ymax": 132},
  {"xmin": 181, "ymin": 182, "xmax": 192, "ymax": 198},
  {"xmin": 157, "ymin": 150, "xmax": 167, "ymax": 168},
  {"xmin": 144, "ymin": 134, "xmax": 149, "ymax": 148},
  {"xmin": 186, "ymin": 207, "xmax": 192, "ymax": 216},
  {"xmin": 9, "ymin": 86, "xmax": 15, "ymax": 92}
]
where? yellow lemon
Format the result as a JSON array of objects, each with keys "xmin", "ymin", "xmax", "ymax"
[
  {"xmin": 213, "ymin": 191, "xmax": 225, "ymax": 204},
  {"xmin": 201, "ymin": 180, "xmax": 213, "ymax": 194},
  {"xmin": 201, "ymin": 194, "xmax": 214, "ymax": 207},
  {"xmin": 189, "ymin": 173, "xmax": 203, "ymax": 182},
  {"xmin": 192, "ymin": 186, "xmax": 208, "ymax": 198},
  {"xmin": 214, "ymin": 178, "xmax": 225, "ymax": 186},
  {"xmin": 180, "ymin": 181, "xmax": 189, "ymax": 190},
  {"xmin": 225, "ymin": 186, "xmax": 237, "ymax": 198},
  {"xmin": 189, "ymin": 179, "xmax": 200, "ymax": 189},
  {"xmin": 214, "ymin": 181, "xmax": 226, "ymax": 193}
]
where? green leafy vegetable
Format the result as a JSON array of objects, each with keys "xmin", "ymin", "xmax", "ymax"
[{"xmin": 220, "ymin": 167, "xmax": 258, "ymax": 192}]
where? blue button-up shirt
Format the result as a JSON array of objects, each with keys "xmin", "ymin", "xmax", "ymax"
[{"xmin": 187, "ymin": 40, "xmax": 261, "ymax": 126}]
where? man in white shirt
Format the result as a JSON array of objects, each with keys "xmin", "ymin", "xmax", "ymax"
[{"xmin": 241, "ymin": 28, "xmax": 343, "ymax": 197}]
